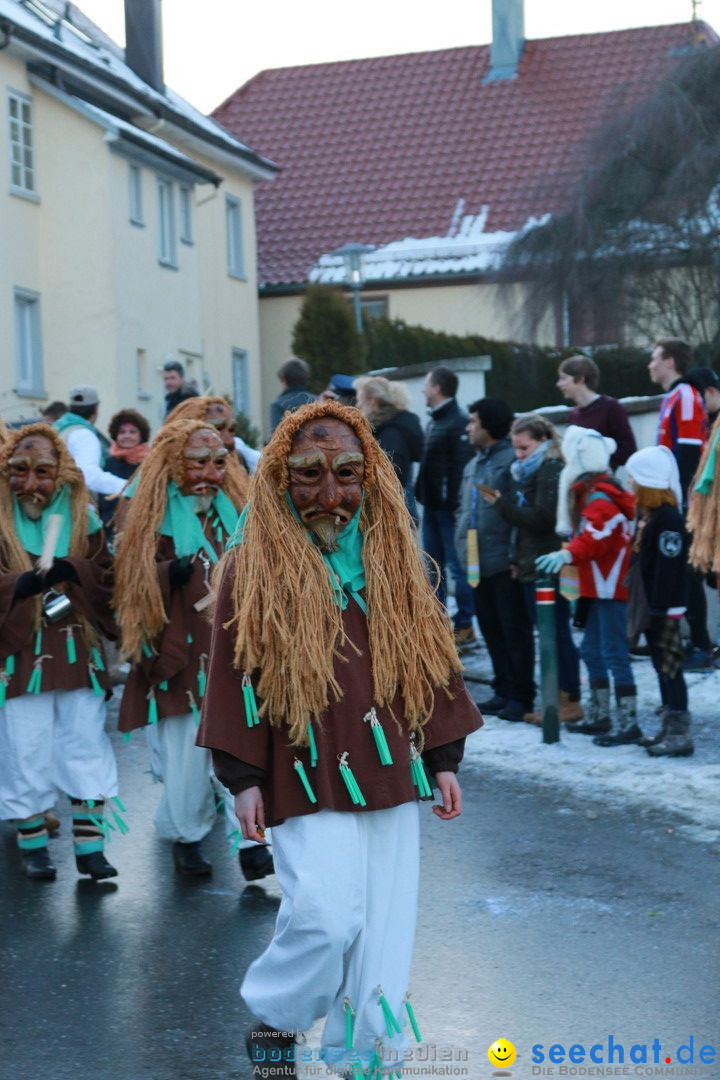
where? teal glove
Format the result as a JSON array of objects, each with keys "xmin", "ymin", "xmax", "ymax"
[{"xmin": 535, "ymin": 549, "xmax": 572, "ymax": 574}]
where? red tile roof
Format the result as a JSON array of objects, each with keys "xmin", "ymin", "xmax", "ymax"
[{"xmin": 213, "ymin": 23, "xmax": 716, "ymax": 288}]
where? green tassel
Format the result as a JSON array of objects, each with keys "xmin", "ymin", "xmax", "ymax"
[
  {"xmin": 91, "ymin": 646, "xmax": 105, "ymax": 672},
  {"xmin": 186, "ymin": 632, "xmax": 193, "ymax": 645},
  {"xmin": 26, "ymin": 662, "xmax": 43, "ymax": 694},
  {"xmin": 88, "ymin": 664, "xmax": 104, "ymax": 697},
  {"xmin": 343, "ymin": 997, "xmax": 355, "ymax": 1052},
  {"xmin": 377, "ymin": 986, "xmax": 402, "ymax": 1038},
  {"xmin": 122, "ymin": 732, "xmax": 132, "ymax": 743},
  {"xmin": 339, "ymin": 753, "xmax": 366, "ymax": 807},
  {"xmin": 63, "ymin": 627, "xmax": 77, "ymax": 665},
  {"xmin": 364, "ymin": 707, "xmax": 393, "ymax": 766},
  {"xmin": 404, "ymin": 994, "xmax": 422, "ymax": 1043},
  {"xmin": 141, "ymin": 640, "xmax": 154, "ymax": 659},
  {"xmin": 112, "ymin": 810, "xmax": 129, "ymax": 835},
  {"xmin": 187, "ymin": 690, "xmax": 200, "ymax": 726},
  {"xmin": 227, "ymin": 828, "xmax": 243, "ymax": 855},
  {"xmin": 410, "ymin": 742, "xmax": 433, "ymax": 798},
  {"xmin": 158, "ymin": 680, "xmax": 168, "ymax": 692},
  {"xmin": 198, "ymin": 654, "xmax": 207, "ymax": 699},
  {"xmin": 34, "ymin": 628, "xmax": 42, "ymax": 656},
  {"xmin": 113, "ymin": 796, "xmax": 127, "ymax": 814},
  {"xmin": 0, "ymin": 681, "xmax": 6, "ymax": 709},
  {"xmin": 147, "ymin": 689, "xmax": 158, "ymax": 725},
  {"xmin": 308, "ymin": 721, "xmax": 318, "ymax": 767},
  {"xmin": 5, "ymin": 655, "xmax": 14, "ymax": 676},
  {"xmin": 294, "ymin": 758, "xmax": 317, "ymax": 804},
  {"xmin": 216, "ymin": 525, "xmax": 223, "ymax": 543},
  {"xmin": 242, "ymin": 675, "xmax": 260, "ymax": 727}
]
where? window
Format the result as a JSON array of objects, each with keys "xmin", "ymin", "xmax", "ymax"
[
  {"xmin": 232, "ymin": 348, "xmax": 250, "ymax": 414},
  {"xmin": 179, "ymin": 186, "xmax": 193, "ymax": 244},
  {"xmin": 8, "ymin": 91, "xmax": 35, "ymax": 196},
  {"xmin": 129, "ymin": 164, "xmax": 143, "ymax": 225},
  {"xmin": 157, "ymin": 178, "xmax": 177, "ymax": 267},
  {"xmin": 14, "ymin": 289, "xmax": 44, "ymax": 395},
  {"xmin": 360, "ymin": 295, "xmax": 388, "ymax": 321},
  {"xmin": 226, "ymin": 195, "xmax": 244, "ymax": 278}
]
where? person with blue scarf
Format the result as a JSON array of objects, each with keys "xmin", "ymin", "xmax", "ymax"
[
  {"xmin": 0, "ymin": 425, "xmax": 120, "ymax": 881},
  {"xmin": 114, "ymin": 419, "xmax": 267, "ymax": 880},
  {"xmin": 196, "ymin": 401, "xmax": 482, "ymax": 1079}
]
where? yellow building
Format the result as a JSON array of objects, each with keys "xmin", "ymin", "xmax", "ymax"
[{"xmin": 0, "ymin": 0, "xmax": 275, "ymax": 434}]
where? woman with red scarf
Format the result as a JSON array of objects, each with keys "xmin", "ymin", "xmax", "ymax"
[{"xmin": 98, "ymin": 409, "xmax": 150, "ymax": 535}]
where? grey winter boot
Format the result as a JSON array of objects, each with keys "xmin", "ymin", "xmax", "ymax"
[
  {"xmin": 566, "ymin": 687, "xmax": 611, "ymax": 735},
  {"xmin": 646, "ymin": 710, "xmax": 694, "ymax": 757},
  {"xmin": 594, "ymin": 694, "xmax": 643, "ymax": 746},
  {"xmin": 639, "ymin": 705, "xmax": 670, "ymax": 748}
]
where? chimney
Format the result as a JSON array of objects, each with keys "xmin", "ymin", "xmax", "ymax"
[
  {"xmin": 124, "ymin": 0, "xmax": 164, "ymax": 93},
  {"xmin": 486, "ymin": 0, "xmax": 525, "ymax": 82}
]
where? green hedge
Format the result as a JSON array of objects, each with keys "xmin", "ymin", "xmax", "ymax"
[{"xmin": 362, "ymin": 317, "xmax": 661, "ymax": 413}]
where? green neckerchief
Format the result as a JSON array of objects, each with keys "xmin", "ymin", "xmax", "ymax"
[
  {"xmin": 160, "ymin": 481, "xmax": 239, "ymax": 562},
  {"xmin": 228, "ymin": 496, "xmax": 366, "ymax": 611},
  {"xmin": 13, "ymin": 485, "xmax": 102, "ymax": 556},
  {"xmin": 695, "ymin": 424, "xmax": 720, "ymax": 496},
  {"xmin": 55, "ymin": 412, "xmax": 110, "ymax": 466}
]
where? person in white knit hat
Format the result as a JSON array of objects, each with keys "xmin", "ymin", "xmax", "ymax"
[
  {"xmin": 536, "ymin": 426, "xmax": 636, "ymax": 740},
  {"xmin": 624, "ymin": 446, "xmax": 693, "ymax": 757}
]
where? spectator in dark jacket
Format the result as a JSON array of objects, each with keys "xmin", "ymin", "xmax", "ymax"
[
  {"xmin": 557, "ymin": 355, "xmax": 636, "ymax": 469},
  {"xmin": 687, "ymin": 366, "xmax": 720, "ymax": 428},
  {"xmin": 355, "ymin": 375, "xmax": 423, "ymax": 518},
  {"xmin": 270, "ymin": 358, "xmax": 316, "ymax": 432},
  {"xmin": 415, "ymin": 367, "xmax": 475, "ymax": 644},
  {"xmin": 163, "ymin": 360, "xmax": 198, "ymax": 416},
  {"xmin": 480, "ymin": 414, "xmax": 582, "ymax": 725},
  {"xmin": 456, "ymin": 399, "xmax": 536, "ymax": 720},
  {"xmin": 98, "ymin": 408, "xmax": 151, "ymax": 534}
]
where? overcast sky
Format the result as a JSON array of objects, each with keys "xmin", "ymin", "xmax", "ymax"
[{"xmin": 78, "ymin": 0, "xmax": 720, "ymax": 114}]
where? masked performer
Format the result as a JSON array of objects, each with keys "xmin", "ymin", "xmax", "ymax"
[
  {"xmin": 115, "ymin": 420, "xmax": 254, "ymax": 877},
  {"xmin": 197, "ymin": 401, "xmax": 482, "ymax": 1078},
  {"xmin": 0, "ymin": 425, "xmax": 119, "ymax": 881},
  {"xmin": 167, "ymin": 394, "xmax": 261, "ymax": 474}
]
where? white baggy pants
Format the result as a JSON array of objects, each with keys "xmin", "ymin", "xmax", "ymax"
[
  {"xmin": 0, "ymin": 688, "xmax": 118, "ymax": 819},
  {"xmin": 146, "ymin": 712, "xmax": 216, "ymax": 843},
  {"xmin": 242, "ymin": 802, "xmax": 420, "ymax": 1071}
]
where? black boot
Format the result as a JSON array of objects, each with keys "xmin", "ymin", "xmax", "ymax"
[
  {"xmin": 594, "ymin": 694, "xmax": 643, "ymax": 746},
  {"xmin": 646, "ymin": 710, "xmax": 694, "ymax": 757},
  {"xmin": 76, "ymin": 851, "xmax": 118, "ymax": 879},
  {"xmin": 22, "ymin": 848, "xmax": 57, "ymax": 881},
  {"xmin": 566, "ymin": 687, "xmax": 611, "ymax": 735},
  {"xmin": 246, "ymin": 1024, "xmax": 296, "ymax": 1077},
  {"xmin": 240, "ymin": 845, "xmax": 275, "ymax": 881},
  {"xmin": 173, "ymin": 840, "xmax": 212, "ymax": 876},
  {"xmin": 639, "ymin": 706, "xmax": 670, "ymax": 747}
]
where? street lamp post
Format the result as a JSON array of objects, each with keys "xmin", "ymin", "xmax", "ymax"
[{"xmin": 334, "ymin": 243, "xmax": 375, "ymax": 332}]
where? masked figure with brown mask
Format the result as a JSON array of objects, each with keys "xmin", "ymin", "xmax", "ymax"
[
  {"xmin": 0, "ymin": 425, "xmax": 119, "ymax": 881},
  {"xmin": 197, "ymin": 401, "xmax": 482, "ymax": 1077}
]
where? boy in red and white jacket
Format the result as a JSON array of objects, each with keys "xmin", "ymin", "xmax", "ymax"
[{"xmin": 537, "ymin": 426, "xmax": 636, "ymax": 741}]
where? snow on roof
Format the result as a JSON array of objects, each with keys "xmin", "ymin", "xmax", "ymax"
[{"xmin": 0, "ymin": 0, "xmax": 276, "ymax": 177}]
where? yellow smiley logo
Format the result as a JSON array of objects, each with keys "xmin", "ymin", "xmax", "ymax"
[{"xmin": 488, "ymin": 1039, "xmax": 517, "ymax": 1068}]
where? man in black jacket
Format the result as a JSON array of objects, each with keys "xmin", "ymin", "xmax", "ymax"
[
  {"xmin": 163, "ymin": 360, "xmax": 198, "ymax": 416},
  {"xmin": 270, "ymin": 359, "xmax": 316, "ymax": 432},
  {"xmin": 415, "ymin": 367, "xmax": 475, "ymax": 645}
]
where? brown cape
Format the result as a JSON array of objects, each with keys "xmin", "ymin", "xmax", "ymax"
[{"xmin": 196, "ymin": 560, "xmax": 483, "ymax": 826}]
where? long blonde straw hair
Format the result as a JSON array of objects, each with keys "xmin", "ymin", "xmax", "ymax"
[
  {"xmin": 0, "ymin": 424, "xmax": 90, "ymax": 573},
  {"xmin": 225, "ymin": 400, "xmax": 460, "ymax": 746},
  {"xmin": 114, "ymin": 420, "xmax": 249, "ymax": 660},
  {"xmin": 688, "ymin": 412, "xmax": 720, "ymax": 572}
]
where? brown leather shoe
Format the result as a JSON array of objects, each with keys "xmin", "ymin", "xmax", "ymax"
[{"xmin": 559, "ymin": 692, "xmax": 584, "ymax": 724}]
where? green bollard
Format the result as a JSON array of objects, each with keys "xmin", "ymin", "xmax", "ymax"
[{"xmin": 535, "ymin": 574, "xmax": 560, "ymax": 744}]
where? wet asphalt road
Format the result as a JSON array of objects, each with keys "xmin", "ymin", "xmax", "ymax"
[{"xmin": 1, "ymin": 720, "xmax": 719, "ymax": 1080}]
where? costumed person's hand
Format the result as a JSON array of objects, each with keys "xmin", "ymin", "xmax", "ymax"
[
  {"xmin": 235, "ymin": 786, "xmax": 266, "ymax": 843},
  {"xmin": 168, "ymin": 556, "xmax": 194, "ymax": 588},
  {"xmin": 43, "ymin": 558, "xmax": 80, "ymax": 588},
  {"xmin": 13, "ymin": 570, "xmax": 44, "ymax": 601},
  {"xmin": 535, "ymin": 549, "xmax": 572, "ymax": 575},
  {"xmin": 432, "ymin": 772, "xmax": 462, "ymax": 821}
]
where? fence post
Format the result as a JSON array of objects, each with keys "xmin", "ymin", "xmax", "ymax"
[{"xmin": 535, "ymin": 574, "xmax": 560, "ymax": 744}]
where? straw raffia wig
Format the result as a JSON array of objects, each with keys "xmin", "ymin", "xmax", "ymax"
[
  {"xmin": 225, "ymin": 400, "xmax": 461, "ymax": 746},
  {"xmin": 114, "ymin": 419, "xmax": 248, "ymax": 661},
  {"xmin": 688, "ymin": 412, "xmax": 720, "ymax": 573},
  {"xmin": 165, "ymin": 395, "xmax": 249, "ymax": 501},
  {"xmin": 0, "ymin": 423, "xmax": 89, "ymax": 573}
]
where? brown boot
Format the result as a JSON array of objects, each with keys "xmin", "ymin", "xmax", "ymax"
[{"xmin": 559, "ymin": 691, "xmax": 584, "ymax": 724}]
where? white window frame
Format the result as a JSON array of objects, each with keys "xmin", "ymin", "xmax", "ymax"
[
  {"xmin": 157, "ymin": 177, "xmax": 177, "ymax": 268},
  {"xmin": 232, "ymin": 348, "xmax": 250, "ymax": 415},
  {"xmin": 14, "ymin": 288, "xmax": 45, "ymax": 396},
  {"xmin": 8, "ymin": 89, "xmax": 36, "ymax": 198},
  {"xmin": 225, "ymin": 195, "xmax": 245, "ymax": 279},
  {"xmin": 179, "ymin": 185, "xmax": 193, "ymax": 244},
  {"xmin": 129, "ymin": 163, "xmax": 144, "ymax": 226}
]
